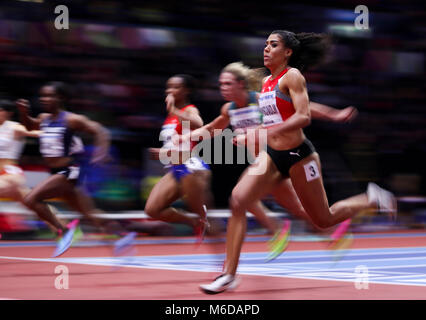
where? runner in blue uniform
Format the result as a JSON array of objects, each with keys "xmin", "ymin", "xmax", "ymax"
[{"xmin": 17, "ymin": 82, "xmax": 133, "ymax": 257}]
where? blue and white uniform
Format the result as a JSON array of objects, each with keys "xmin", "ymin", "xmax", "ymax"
[{"xmin": 40, "ymin": 111, "xmax": 84, "ymax": 180}]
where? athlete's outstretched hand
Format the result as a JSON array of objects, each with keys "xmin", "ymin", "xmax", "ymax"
[
  {"xmin": 16, "ymin": 99, "xmax": 31, "ymax": 115},
  {"xmin": 172, "ymin": 132, "xmax": 192, "ymax": 146},
  {"xmin": 333, "ymin": 106, "xmax": 358, "ymax": 123},
  {"xmin": 148, "ymin": 148, "xmax": 161, "ymax": 160},
  {"xmin": 165, "ymin": 94, "xmax": 176, "ymax": 115},
  {"xmin": 90, "ymin": 147, "xmax": 112, "ymax": 165}
]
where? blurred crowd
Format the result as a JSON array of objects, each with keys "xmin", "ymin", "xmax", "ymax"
[{"xmin": 0, "ymin": 0, "xmax": 424, "ymax": 211}]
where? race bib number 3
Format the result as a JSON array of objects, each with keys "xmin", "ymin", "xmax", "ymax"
[{"xmin": 303, "ymin": 160, "xmax": 320, "ymax": 182}]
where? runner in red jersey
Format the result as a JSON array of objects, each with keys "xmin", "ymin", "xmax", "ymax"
[
  {"xmin": 186, "ymin": 62, "xmax": 357, "ymax": 235},
  {"xmin": 199, "ymin": 31, "xmax": 397, "ymax": 294},
  {"xmin": 145, "ymin": 74, "xmax": 211, "ymax": 243}
]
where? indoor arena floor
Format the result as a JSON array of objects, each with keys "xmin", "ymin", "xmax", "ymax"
[{"xmin": 1, "ymin": 230, "xmax": 426, "ymax": 300}]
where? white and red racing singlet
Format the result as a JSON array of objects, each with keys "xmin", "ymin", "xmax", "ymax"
[
  {"xmin": 259, "ymin": 68, "xmax": 295, "ymax": 127},
  {"xmin": 159, "ymin": 104, "xmax": 198, "ymax": 151}
]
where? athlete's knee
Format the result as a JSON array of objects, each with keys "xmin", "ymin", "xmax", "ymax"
[
  {"xmin": 12, "ymin": 186, "xmax": 26, "ymax": 203},
  {"xmin": 229, "ymin": 192, "xmax": 248, "ymax": 217},
  {"xmin": 144, "ymin": 203, "xmax": 161, "ymax": 219},
  {"xmin": 310, "ymin": 215, "xmax": 334, "ymax": 229},
  {"xmin": 22, "ymin": 192, "xmax": 38, "ymax": 209}
]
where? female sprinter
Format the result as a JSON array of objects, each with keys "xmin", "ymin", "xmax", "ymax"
[
  {"xmin": 184, "ymin": 62, "xmax": 358, "ymax": 264},
  {"xmin": 0, "ymin": 99, "xmax": 40, "ymax": 203},
  {"xmin": 0, "ymin": 99, "xmax": 50, "ymax": 239},
  {"xmin": 199, "ymin": 31, "xmax": 396, "ymax": 294},
  {"xmin": 195, "ymin": 62, "xmax": 357, "ymax": 232},
  {"xmin": 16, "ymin": 82, "xmax": 121, "ymax": 257},
  {"xmin": 144, "ymin": 74, "xmax": 211, "ymax": 242}
]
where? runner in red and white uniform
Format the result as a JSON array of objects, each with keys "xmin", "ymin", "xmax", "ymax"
[
  {"xmin": 0, "ymin": 100, "xmax": 40, "ymax": 204},
  {"xmin": 188, "ymin": 62, "xmax": 358, "ymax": 239},
  {"xmin": 199, "ymin": 31, "xmax": 397, "ymax": 294}
]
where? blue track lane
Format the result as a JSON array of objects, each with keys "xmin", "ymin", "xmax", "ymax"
[
  {"xmin": 2, "ymin": 245, "xmax": 426, "ymax": 287},
  {"xmin": 1, "ymin": 231, "xmax": 426, "ymax": 247}
]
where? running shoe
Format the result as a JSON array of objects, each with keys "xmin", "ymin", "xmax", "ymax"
[
  {"xmin": 330, "ymin": 232, "xmax": 354, "ymax": 262},
  {"xmin": 55, "ymin": 228, "xmax": 63, "ymax": 241},
  {"xmin": 52, "ymin": 219, "xmax": 79, "ymax": 258},
  {"xmin": 72, "ymin": 225, "xmax": 84, "ymax": 245},
  {"xmin": 267, "ymin": 219, "xmax": 291, "ymax": 261},
  {"xmin": 113, "ymin": 232, "xmax": 137, "ymax": 256},
  {"xmin": 328, "ymin": 219, "xmax": 353, "ymax": 262},
  {"xmin": 199, "ymin": 274, "xmax": 240, "ymax": 294},
  {"xmin": 367, "ymin": 182, "xmax": 398, "ymax": 221},
  {"xmin": 329, "ymin": 218, "xmax": 351, "ymax": 247}
]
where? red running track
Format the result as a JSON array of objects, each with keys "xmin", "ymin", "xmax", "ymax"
[{"xmin": 1, "ymin": 230, "xmax": 426, "ymax": 300}]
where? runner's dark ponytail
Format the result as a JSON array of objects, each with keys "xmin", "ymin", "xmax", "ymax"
[{"xmin": 271, "ymin": 30, "xmax": 331, "ymax": 71}]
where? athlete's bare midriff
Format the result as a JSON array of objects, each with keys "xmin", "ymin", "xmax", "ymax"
[
  {"xmin": 43, "ymin": 156, "xmax": 74, "ymax": 169},
  {"xmin": 266, "ymin": 127, "xmax": 306, "ymax": 150}
]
